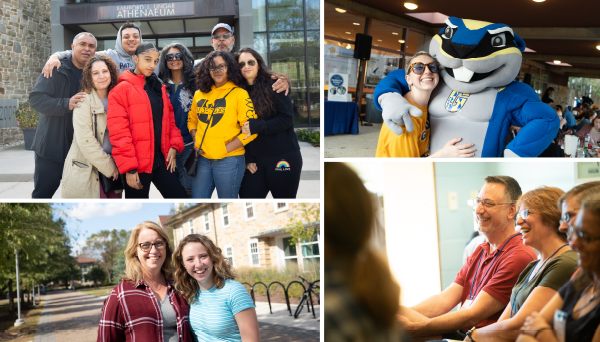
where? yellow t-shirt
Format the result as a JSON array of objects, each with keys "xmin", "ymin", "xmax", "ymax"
[{"xmin": 375, "ymin": 97, "xmax": 430, "ymax": 158}]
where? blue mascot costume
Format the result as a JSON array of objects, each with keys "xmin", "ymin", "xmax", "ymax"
[{"xmin": 374, "ymin": 17, "xmax": 559, "ymax": 157}]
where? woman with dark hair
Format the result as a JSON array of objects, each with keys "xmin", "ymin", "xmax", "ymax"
[
  {"xmin": 542, "ymin": 87, "xmax": 555, "ymax": 104},
  {"xmin": 187, "ymin": 50, "xmax": 257, "ymax": 198},
  {"xmin": 158, "ymin": 42, "xmax": 197, "ymax": 197},
  {"xmin": 570, "ymin": 110, "xmax": 597, "ymax": 134},
  {"xmin": 62, "ymin": 55, "xmax": 121, "ymax": 198},
  {"xmin": 173, "ymin": 234, "xmax": 259, "ymax": 342},
  {"xmin": 235, "ymin": 47, "xmax": 302, "ymax": 198},
  {"xmin": 516, "ymin": 191, "xmax": 600, "ymax": 342},
  {"xmin": 108, "ymin": 42, "xmax": 188, "ymax": 198}
]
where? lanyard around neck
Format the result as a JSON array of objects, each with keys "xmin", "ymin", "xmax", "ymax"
[
  {"xmin": 468, "ymin": 233, "xmax": 521, "ymax": 301},
  {"xmin": 510, "ymin": 243, "xmax": 569, "ymax": 317}
]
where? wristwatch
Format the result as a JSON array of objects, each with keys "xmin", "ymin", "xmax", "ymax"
[{"xmin": 466, "ymin": 326, "xmax": 477, "ymax": 342}]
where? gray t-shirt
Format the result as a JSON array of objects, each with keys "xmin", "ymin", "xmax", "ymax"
[
  {"xmin": 100, "ymin": 99, "xmax": 112, "ymax": 154},
  {"xmin": 159, "ymin": 294, "xmax": 178, "ymax": 342}
]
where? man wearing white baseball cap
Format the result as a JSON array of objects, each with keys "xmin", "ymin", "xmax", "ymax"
[{"xmin": 211, "ymin": 23, "xmax": 236, "ymax": 53}]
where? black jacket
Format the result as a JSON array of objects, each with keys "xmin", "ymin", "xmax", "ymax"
[
  {"xmin": 29, "ymin": 59, "xmax": 76, "ymax": 162},
  {"xmin": 244, "ymin": 84, "xmax": 300, "ymax": 163}
]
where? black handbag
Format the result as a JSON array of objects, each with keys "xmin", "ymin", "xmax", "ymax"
[
  {"xmin": 184, "ymin": 87, "xmax": 237, "ymax": 177},
  {"xmin": 94, "ymin": 112, "xmax": 125, "ymax": 194}
]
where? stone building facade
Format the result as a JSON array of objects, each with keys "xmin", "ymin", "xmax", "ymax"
[
  {"xmin": 0, "ymin": 0, "xmax": 52, "ymax": 101},
  {"xmin": 166, "ymin": 203, "xmax": 320, "ymax": 272}
]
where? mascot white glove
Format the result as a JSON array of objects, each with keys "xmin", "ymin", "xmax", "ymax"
[{"xmin": 379, "ymin": 92, "xmax": 423, "ymax": 135}]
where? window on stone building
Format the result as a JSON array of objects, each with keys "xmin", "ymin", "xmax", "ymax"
[
  {"xmin": 248, "ymin": 239, "xmax": 260, "ymax": 267},
  {"xmin": 300, "ymin": 232, "xmax": 320, "ymax": 272},
  {"xmin": 274, "ymin": 203, "xmax": 289, "ymax": 213},
  {"xmin": 203, "ymin": 212, "xmax": 210, "ymax": 232},
  {"xmin": 221, "ymin": 205, "xmax": 230, "ymax": 228},
  {"xmin": 225, "ymin": 244, "xmax": 234, "ymax": 267},
  {"xmin": 283, "ymin": 236, "xmax": 298, "ymax": 269},
  {"xmin": 188, "ymin": 218, "xmax": 194, "ymax": 234},
  {"xmin": 244, "ymin": 202, "xmax": 255, "ymax": 221}
]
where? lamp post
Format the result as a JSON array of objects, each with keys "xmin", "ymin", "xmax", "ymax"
[
  {"xmin": 14, "ymin": 248, "xmax": 24, "ymax": 326},
  {"xmin": 32, "ymin": 280, "xmax": 35, "ymax": 306}
]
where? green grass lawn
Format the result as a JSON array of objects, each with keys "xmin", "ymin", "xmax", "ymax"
[
  {"xmin": 0, "ymin": 298, "xmax": 45, "ymax": 342},
  {"xmin": 76, "ymin": 285, "xmax": 115, "ymax": 297}
]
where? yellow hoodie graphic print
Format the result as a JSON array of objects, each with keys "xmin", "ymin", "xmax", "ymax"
[{"xmin": 188, "ymin": 81, "xmax": 257, "ymax": 160}]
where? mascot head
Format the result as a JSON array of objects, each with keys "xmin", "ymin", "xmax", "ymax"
[{"xmin": 430, "ymin": 17, "xmax": 526, "ymax": 94}]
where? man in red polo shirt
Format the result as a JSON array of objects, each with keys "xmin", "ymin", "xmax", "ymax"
[{"xmin": 398, "ymin": 176, "xmax": 537, "ymax": 341}]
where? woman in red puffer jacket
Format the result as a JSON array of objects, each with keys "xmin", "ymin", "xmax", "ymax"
[{"xmin": 108, "ymin": 42, "xmax": 188, "ymax": 198}]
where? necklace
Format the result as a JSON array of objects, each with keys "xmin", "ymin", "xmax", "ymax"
[{"xmin": 572, "ymin": 283, "xmax": 600, "ymax": 315}]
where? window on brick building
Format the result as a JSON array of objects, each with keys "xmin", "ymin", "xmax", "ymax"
[
  {"xmin": 300, "ymin": 232, "xmax": 320, "ymax": 272},
  {"xmin": 244, "ymin": 202, "xmax": 255, "ymax": 221},
  {"xmin": 221, "ymin": 205, "xmax": 230, "ymax": 228},
  {"xmin": 203, "ymin": 212, "xmax": 210, "ymax": 232},
  {"xmin": 274, "ymin": 203, "xmax": 289, "ymax": 213},
  {"xmin": 283, "ymin": 237, "xmax": 298, "ymax": 269},
  {"xmin": 225, "ymin": 245, "xmax": 234, "ymax": 267},
  {"xmin": 248, "ymin": 239, "xmax": 260, "ymax": 267},
  {"xmin": 188, "ymin": 218, "xmax": 194, "ymax": 234}
]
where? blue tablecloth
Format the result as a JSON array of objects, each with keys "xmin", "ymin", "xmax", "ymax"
[{"xmin": 324, "ymin": 100, "xmax": 359, "ymax": 135}]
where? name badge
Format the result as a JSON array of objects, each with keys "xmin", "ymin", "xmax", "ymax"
[
  {"xmin": 553, "ymin": 310, "xmax": 567, "ymax": 342},
  {"xmin": 461, "ymin": 299, "xmax": 474, "ymax": 310}
]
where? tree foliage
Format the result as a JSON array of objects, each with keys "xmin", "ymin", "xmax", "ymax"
[
  {"xmin": 87, "ymin": 265, "xmax": 107, "ymax": 288},
  {"xmin": 80, "ymin": 229, "xmax": 129, "ymax": 283}
]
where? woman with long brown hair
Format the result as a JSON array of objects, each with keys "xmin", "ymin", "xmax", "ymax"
[
  {"xmin": 235, "ymin": 47, "xmax": 302, "ymax": 199},
  {"xmin": 173, "ymin": 234, "xmax": 259, "ymax": 342},
  {"xmin": 61, "ymin": 55, "xmax": 121, "ymax": 198},
  {"xmin": 97, "ymin": 221, "xmax": 192, "ymax": 342},
  {"xmin": 325, "ymin": 162, "xmax": 407, "ymax": 342}
]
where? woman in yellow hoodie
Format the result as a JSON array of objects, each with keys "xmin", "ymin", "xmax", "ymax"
[{"xmin": 188, "ymin": 51, "xmax": 257, "ymax": 198}]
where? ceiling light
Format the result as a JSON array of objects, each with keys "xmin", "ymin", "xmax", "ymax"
[
  {"xmin": 345, "ymin": 32, "xmax": 351, "ymax": 34},
  {"xmin": 335, "ymin": 8, "xmax": 346, "ymax": 13},
  {"xmin": 377, "ymin": 39, "xmax": 382, "ymax": 42},
  {"xmin": 338, "ymin": 42, "xmax": 341, "ymax": 46},
  {"xmin": 353, "ymin": 22, "xmax": 360, "ymax": 25},
  {"xmin": 392, "ymin": 32, "xmax": 399, "ymax": 35},
  {"xmin": 399, "ymin": 40, "xmax": 405, "ymax": 43},
  {"xmin": 554, "ymin": 60, "xmax": 561, "ymax": 64},
  {"xmin": 374, "ymin": 44, "xmax": 378, "ymax": 46},
  {"xmin": 533, "ymin": 0, "xmax": 545, "ymax": 2},
  {"xmin": 597, "ymin": 45, "xmax": 600, "ymax": 50},
  {"xmin": 404, "ymin": 2, "xmax": 418, "ymax": 10},
  {"xmin": 346, "ymin": 44, "xmax": 351, "ymax": 49}
]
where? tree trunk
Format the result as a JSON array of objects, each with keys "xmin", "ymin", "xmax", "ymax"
[
  {"xmin": 8, "ymin": 278, "xmax": 15, "ymax": 318},
  {"xmin": 20, "ymin": 286, "xmax": 25, "ymax": 306}
]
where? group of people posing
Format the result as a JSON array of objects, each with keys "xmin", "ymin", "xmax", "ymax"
[
  {"xmin": 29, "ymin": 22, "xmax": 302, "ymax": 199},
  {"xmin": 98, "ymin": 221, "xmax": 258, "ymax": 342},
  {"xmin": 325, "ymin": 163, "xmax": 600, "ymax": 342}
]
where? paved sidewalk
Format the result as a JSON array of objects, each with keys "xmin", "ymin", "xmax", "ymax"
[
  {"xmin": 0, "ymin": 141, "xmax": 320, "ymax": 199},
  {"xmin": 33, "ymin": 290, "xmax": 319, "ymax": 342}
]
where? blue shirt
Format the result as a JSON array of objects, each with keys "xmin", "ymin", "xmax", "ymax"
[
  {"xmin": 167, "ymin": 81, "xmax": 194, "ymax": 144},
  {"xmin": 563, "ymin": 109, "xmax": 576, "ymax": 129},
  {"xmin": 189, "ymin": 279, "xmax": 254, "ymax": 342}
]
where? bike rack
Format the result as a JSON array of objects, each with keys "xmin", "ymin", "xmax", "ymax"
[
  {"xmin": 286, "ymin": 281, "xmax": 308, "ymax": 317},
  {"xmin": 267, "ymin": 281, "xmax": 291, "ymax": 315},
  {"xmin": 249, "ymin": 282, "xmax": 270, "ymax": 309}
]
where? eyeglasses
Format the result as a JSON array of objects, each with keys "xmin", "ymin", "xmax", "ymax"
[
  {"xmin": 517, "ymin": 209, "xmax": 533, "ymax": 220},
  {"xmin": 474, "ymin": 198, "xmax": 514, "ymax": 208},
  {"xmin": 209, "ymin": 64, "xmax": 227, "ymax": 72},
  {"xmin": 212, "ymin": 33, "xmax": 232, "ymax": 40},
  {"xmin": 560, "ymin": 212, "xmax": 576, "ymax": 226},
  {"xmin": 238, "ymin": 60, "xmax": 257, "ymax": 68},
  {"xmin": 138, "ymin": 241, "xmax": 166, "ymax": 252},
  {"xmin": 166, "ymin": 53, "xmax": 183, "ymax": 61},
  {"xmin": 408, "ymin": 61, "xmax": 441, "ymax": 75},
  {"xmin": 567, "ymin": 225, "xmax": 600, "ymax": 245}
]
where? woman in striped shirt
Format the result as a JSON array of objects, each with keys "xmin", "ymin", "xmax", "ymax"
[{"xmin": 173, "ymin": 234, "xmax": 259, "ymax": 342}]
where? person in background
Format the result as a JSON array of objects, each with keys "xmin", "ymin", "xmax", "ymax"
[
  {"xmin": 575, "ymin": 116, "xmax": 600, "ymax": 146},
  {"xmin": 516, "ymin": 191, "xmax": 600, "ymax": 342},
  {"xmin": 61, "ymin": 55, "xmax": 120, "ymax": 198},
  {"xmin": 465, "ymin": 187, "xmax": 578, "ymax": 342},
  {"xmin": 158, "ymin": 42, "xmax": 197, "ymax": 197},
  {"xmin": 29, "ymin": 32, "xmax": 96, "ymax": 198},
  {"xmin": 570, "ymin": 110, "xmax": 597, "ymax": 134},
  {"xmin": 542, "ymin": 87, "xmax": 554, "ymax": 104},
  {"xmin": 324, "ymin": 162, "xmax": 408, "ymax": 342},
  {"xmin": 97, "ymin": 221, "xmax": 193, "ymax": 342},
  {"xmin": 108, "ymin": 42, "xmax": 188, "ymax": 198},
  {"xmin": 235, "ymin": 47, "xmax": 302, "ymax": 199},
  {"xmin": 562, "ymin": 104, "xmax": 577, "ymax": 130},
  {"xmin": 173, "ymin": 234, "xmax": 259, "ymax": 342}
]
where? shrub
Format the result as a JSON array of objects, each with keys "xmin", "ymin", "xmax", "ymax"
[
  {"xmin": 14, "ymin": 101, "xmax": 40, "ymax": 129},
  {"xmin": 235, "ymin": 264, "xmax": 320, "ymax": 300},
  {"xmin": 296, "ymin": 129, "xmax": 320, "ymax": 147}
]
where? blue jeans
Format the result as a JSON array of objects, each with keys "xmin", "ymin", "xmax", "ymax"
[
  {"xmin": 175, "ymin": 143, "xmax": 194, "ymax": 193},
  {"xmin": 191, "ymin": 155, "xmax": 245, "ymax": 198}
]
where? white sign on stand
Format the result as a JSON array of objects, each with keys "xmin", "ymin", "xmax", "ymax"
[{"xmin": 328, "ymin": 73, "xmax": 349, "ymax": 102}]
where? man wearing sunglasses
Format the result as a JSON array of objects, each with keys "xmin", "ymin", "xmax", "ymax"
[{"xmin": 398, "ymin": 176, "xmax": 537, "ymax": 341}]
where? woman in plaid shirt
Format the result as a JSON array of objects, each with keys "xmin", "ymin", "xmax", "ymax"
[{"xmin": 97, "ymin": 221, "xmax": 193, "ymax": 342}]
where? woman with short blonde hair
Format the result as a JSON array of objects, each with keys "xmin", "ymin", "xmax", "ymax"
[{"xmin": 97, "ymin": 221, "xmax": 192, "ymax": 342}]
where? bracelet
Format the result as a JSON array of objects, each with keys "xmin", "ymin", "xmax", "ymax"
[
  {"xmin": 534, "ymin": 327, "xmax": 552, "ymax": 338},
  {"xmin": 466, "ymin": 327, "xmax": 477, "ymax": 342}
]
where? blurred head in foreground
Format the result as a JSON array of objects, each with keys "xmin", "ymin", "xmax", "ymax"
[{"xmin": 325, "ymin": 162, "xmax": 402, "ymax": 339}]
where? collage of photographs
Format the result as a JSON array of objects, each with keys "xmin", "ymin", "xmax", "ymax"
[{"xmin": 0, "ymin": 0, "xmax": 599, "ymax": 341}]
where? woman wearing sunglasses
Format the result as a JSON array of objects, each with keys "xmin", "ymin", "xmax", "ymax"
[
  {"xmin": 516, "ymin": 191, "xmax": 600, "ymax": 342},
  {"xmin": 376, "ymin": 51, "xmax": 476, "ymax": 158},
  {"xmin": 158, "ymin": 43, "xmax": 198, "ymax": 197},
  {"xmin": 463, "ymin": 187, "xmax": 579, "ymax": 342},
  {"xmin": 234, "ymin": 47, "xmax": 302, "ymax": 198},
  {"xmin": 97, "ymin": 221, "xmax": 193, "ymax": 342},
  {"xmin": 187, "ymin": 50, "xmax": 257, "ymax": 198}
]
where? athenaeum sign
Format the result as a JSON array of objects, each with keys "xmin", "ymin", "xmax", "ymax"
[{"xmin": 98, "ymin": 1, "xmax": 194, "ymax": 20}]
